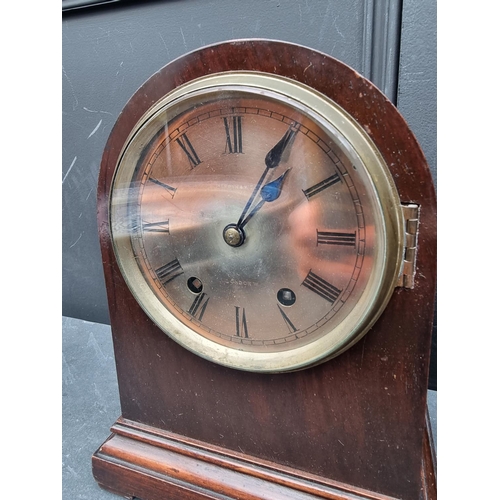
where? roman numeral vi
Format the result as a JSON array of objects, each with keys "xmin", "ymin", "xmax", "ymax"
[{"xmin": 235, "ymin": 306, "xmax": 249, "ymax": 338}]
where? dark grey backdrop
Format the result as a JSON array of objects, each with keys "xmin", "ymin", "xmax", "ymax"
[{"xmin": 62, "ymin": 0, "xmax": 436, "ymax": 385}]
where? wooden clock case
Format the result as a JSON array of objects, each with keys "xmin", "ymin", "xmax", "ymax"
[{"xmin": 93, "ymin": 39, "xmax": 436, "ymax": 500}]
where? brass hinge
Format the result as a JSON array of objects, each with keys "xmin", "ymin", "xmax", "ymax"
[{"xmin": 396, "ymin": 203, "xmax": 420, "ymax": 289}]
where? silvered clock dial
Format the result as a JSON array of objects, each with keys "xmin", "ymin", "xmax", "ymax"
[{"xmin": 109, "ymin": 72, "xmax": 405, "ymax": 372}]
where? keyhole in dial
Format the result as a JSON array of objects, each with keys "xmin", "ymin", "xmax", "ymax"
[
  {"xmin": 277, "ymin": 288, "xmax": 296, "ymax": 306},
  {"xmin": 187, "ymin": 277, "xmax": 204, "ymax": 294}
]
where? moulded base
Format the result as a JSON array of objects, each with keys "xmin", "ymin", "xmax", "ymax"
[{"xmin": 92, "ymin": 417, "xmax": 436, "ymax": 500}]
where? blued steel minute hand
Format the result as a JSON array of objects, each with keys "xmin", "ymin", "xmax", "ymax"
[{"xmin": 236, "ymin": 127, "xmax": 297, "ymax": 227}]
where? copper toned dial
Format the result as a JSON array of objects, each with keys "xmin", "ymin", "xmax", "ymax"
[{"xmin": 110, "ymin": 73, "xmax": 404, "ymax": 372}]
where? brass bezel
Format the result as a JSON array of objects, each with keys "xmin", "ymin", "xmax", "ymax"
[{"xmin": 110, "ymin": 72, "xmax": 404, "ymax": 372}]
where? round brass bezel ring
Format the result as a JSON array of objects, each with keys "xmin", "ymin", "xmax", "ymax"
[{"xmin": 109, "ymin": 72, "xmax": 404, "ymax": 373}]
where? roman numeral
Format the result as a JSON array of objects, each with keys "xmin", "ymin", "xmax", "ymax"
[
  {"xmin": 303, "ymin": 173, "xmax": 341, "ymax": 199},
  {"xmin": 176, "ymin": 133, "xmax": 201, "ymax": 168},
  {"xmin": 277, "ymin": 305, "xmax": 298, "ymax": 334},
  {"xmin": 143, "ymin": 220, "xmax": 170, "ymax": 233},
  {"xmin": 127, "ymin": 212, "xmax": 140, "ymax": 234},
  {"xmin": 302, "ymin": 270, "xmax": 342, "ymax": 304},
  {"xmin": 235, "ymin": 306, "xmax": 249, "ymax": 338},
  {"xmin": 223, "ymin": 116, "xmax": 243, "ymax": 154},
  {"xmin": 188, "ymin": 293, "xmax": 210, "ymax": 321},
  {"xmin": 317, "ymin": 230, "xmax": 356, "ymax": 246},
  {"xmin": 155, "ymin": 259, "xmax": 184, "ymax": 285},
  {"xmin": 149, "ymin": 177, "xmax": 177, "ymax": 198}
]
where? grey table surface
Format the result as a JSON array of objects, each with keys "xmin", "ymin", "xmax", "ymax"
[{"xmin": 62, "ymin": 315, "xmax": 437, "ymax": 500}]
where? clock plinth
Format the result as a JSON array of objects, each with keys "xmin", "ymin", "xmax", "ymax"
[
  {"xmin": 94, "ymin": 39, "xmax": 436, "ymax": 500},
  {"xmin": 93, "ymin": 418, "xmax": 436, "ymax": 500}
]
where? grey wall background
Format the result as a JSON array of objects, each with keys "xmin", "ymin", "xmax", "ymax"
[{"xmin": 62, "ymin": 0, "xmax": 436, "ymax": 383}]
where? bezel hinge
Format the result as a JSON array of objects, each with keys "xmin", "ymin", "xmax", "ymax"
[{"xmin": 396, "ymin": 203, "xmax": 420, "ymax": 289}]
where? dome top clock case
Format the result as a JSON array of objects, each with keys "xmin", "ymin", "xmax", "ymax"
[{"xmin": 94, "ymin": 39, "xmax": 436, "ymax": 500}]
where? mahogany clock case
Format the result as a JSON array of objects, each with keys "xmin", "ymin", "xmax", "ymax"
[{"xmin": 94, "ymin": 40, "xmax": 436, "ymax": 500}]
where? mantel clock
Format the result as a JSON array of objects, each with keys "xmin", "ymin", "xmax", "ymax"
[{"xmin": 93, "ymin": 39, "xmax": 436, "ymax": 500}]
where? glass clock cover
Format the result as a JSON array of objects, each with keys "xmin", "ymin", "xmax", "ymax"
[{"xmin": 109, "ymin": 72, "xmax": 404, "ymax": 372}]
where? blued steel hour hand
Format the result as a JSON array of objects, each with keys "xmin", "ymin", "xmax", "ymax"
[
  {"xmin": 236, "ymin": 126, "xmax": 297, "ymax": 227},
  {"xmin": 239, "ymin": 169, "xmax": 291, "ymax": 229}
]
